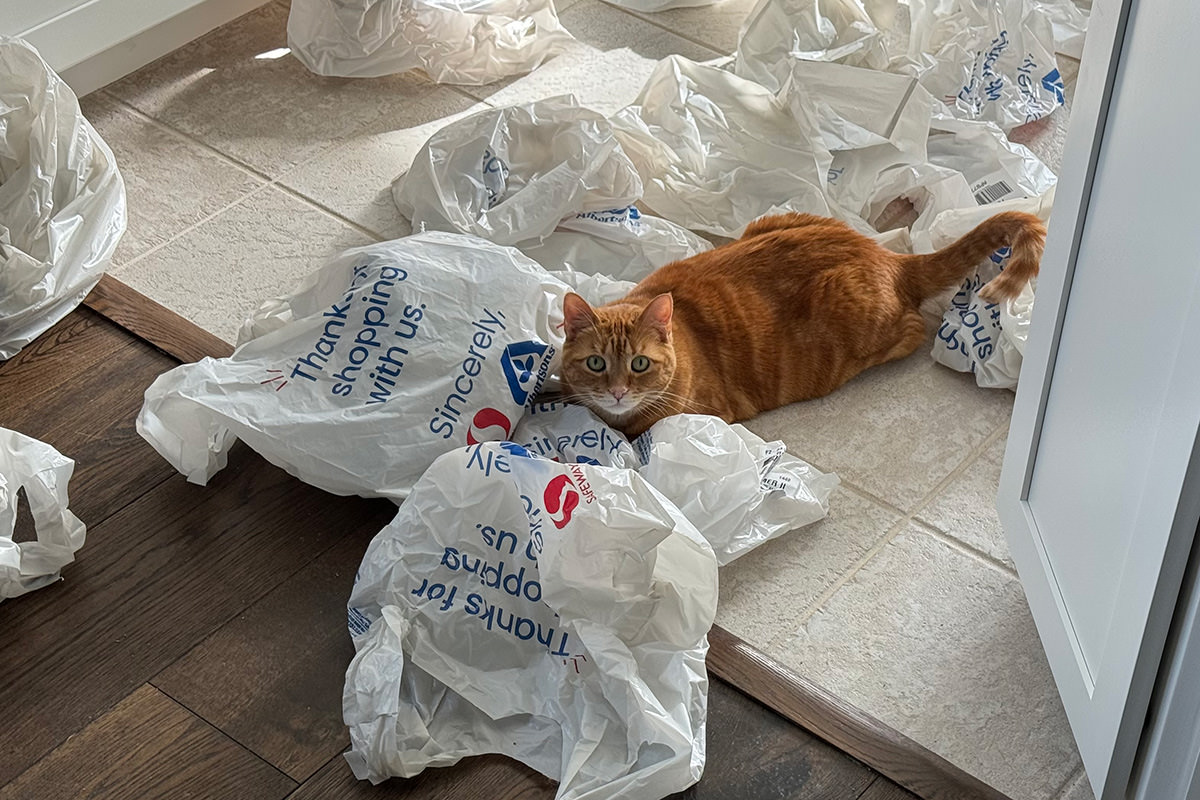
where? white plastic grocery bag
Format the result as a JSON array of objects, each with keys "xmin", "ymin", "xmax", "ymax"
[
  {"xmin": 396, "ymin": 96, "xmax": 641, "ymax": 245},
  {"xmin": 511, "ymin": 401, "xmax": 642, "ymax": 468},
  {"xmin": 0, "ymin": 37, "xmax": 126, "ymax": 360},
  {"xmin": 286, "ymin": 0, "xmax": 572, "ymax": 83},
  {"xmin": 735, "ymin": 0, "xmax": 897, "ymax": 90},
  {"xmin": 519, "ymin": 205, "xmax": 712, "ymax": 283},
  {"xmin": 924, "ymin": 114, "xmax": 1057, "ymax": 211},
  {"xmin": 779, "ymin": 59, "xmax": 935, "ymax": 223},
  {"xmin": 511, "ymin": 402, "xmax": 839, "ymax": 565},
  {"xmin": 138, "ymin": 233, "xmax": 569, "ymax": 500},
  {"xmin": 635, "ymin": 415, "xmax": 839, "ymax": 566},
  {"xmin": 896, "ymin": 0, "xmax": 1065, "ymax": 130},
  {"xmin": 394, "ymin": 96, "xmax": 709, "ymax": 281},
  {"xmin": 1034, "ymin": 0, "xmax": 1089, "ymax": 59},
  {"xmin": 1, "ymin": 428, "xmax": 86, "ymax": 600},
  {"xmin": 925, "ymin": 188, "xmax": 1053, "ymax": 389},
  {"xmin": 343, "ymin": 442, "xmax": 718, "ymax": 799},
  {"xmin": 865, "ymin": 112, "xmax": 1055, "ymax": 241},
  {"xmin": 611, "ymin": 56, "xmax": 833, "ymax": 238}
]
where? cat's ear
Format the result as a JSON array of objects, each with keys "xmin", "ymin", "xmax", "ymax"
[
  {"xmin": 638, "ymin": 293, "xmax": 673, "ymax": 342},
  {"xmin": 562, "ymin": 292, "xmax": 598, "ymax": 338}
]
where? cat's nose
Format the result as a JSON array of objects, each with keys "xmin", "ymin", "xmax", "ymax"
[{"xmin": 611, "ymin": 387, "xmax": 628, "ymax": 401}]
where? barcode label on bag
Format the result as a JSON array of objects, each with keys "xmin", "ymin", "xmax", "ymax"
[
  {"xmin": 970, "ymin": 172, "xmax": 1020, "ymax": 205},
  {"xmin": 757, "ymin": 442, "xmax": 786, "ymax": 482},
  {"xmin": 762, "ymin": 471, "xmax": 800, "ymax": 495}
]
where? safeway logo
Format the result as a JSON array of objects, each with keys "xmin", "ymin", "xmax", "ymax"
[
  {"xmin": 544, "ymin": 474, "xmax": 580, "ymax": 530},
  {"xmin": 501, "ymin": 340, "xmax": 551, "ymax": 406},
  {"xmin": 466, "ymin": 407, "xmax": 512, "ymax": 445}
]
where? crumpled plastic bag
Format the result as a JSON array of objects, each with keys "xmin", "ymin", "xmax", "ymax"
[
  {"xmin": 394, "ymin": 96, "xmax": 710, "ymax": 281},
  {"xmin": 520, "ymin": 205, "xmax": 712, "ymax": 283},
  {"xmin": 866, "ymin": 112, "xmax": 1056, "ymax": 238},
  {"xmin": 611, "ymin": 55, "xmax": 944, "ymax": 238},
  {"xmin": 0, "ymin": 37, "xmax": 126, "ymax": 360},
  {"xmin": 735, "ymin": 0, "xmax": 897, "ymax": 90},
  {"xmin": 343, "ymin": 442, "xmax": 718, "ymax": 799},
  {"xmin": 546, "ymin": 267, "xmax": 636, "ymax": 306},
  {"xmin": 286, "ymin": 0, "xmax": 573, "ymax": 84},
  {"xmin": 780, "ymin": 59, "xmax": 934, "ymax": 225},
  {"xmin": 895, "ymin": 0, "xmax": 1065, "ymax": 130},
  {"xmin": 1034, "ymin": 0, "xmax": 1089, "ymax": 59},
  {"xmin": 511, "ymin": 401, "xmax": 642, "ymax": 468},
  {"xmin": 511, "ymin": 403, "xmax": 839, "ymax": 564},
  {"xmin": 611, "ymin": 56, "xmax": 833, "ymax": 238},
  {"xmin": 138, "ymin": 232, "xmax": 568, "ymax": 500},
  {"xmin": 925, "ymin": 187, "xmax": 1053, "ymax": 389},
  {"xmin": 1, "ymin": 428, "xmax": 86, "ymax": 600},
  {"xmin": 635, "ymin": 415, "xmax": 839, "ymax": 566},
  {"xmin": 925, "ymin": 114, "xmax": 1058, "ymax": 209}
]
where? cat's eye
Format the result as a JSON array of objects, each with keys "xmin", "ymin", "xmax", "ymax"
[
  {"xmin": 630, "ymin": 355, "xmax": 651, "ymax": 373},
  {"xmin": 586, "ymin": 355, "xmax": 606, "ymax": 372}
]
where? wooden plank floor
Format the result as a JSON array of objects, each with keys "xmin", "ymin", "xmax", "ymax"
[{"xmin": 0, "ymin": 308, "xmax": 919, "ymax": 800}]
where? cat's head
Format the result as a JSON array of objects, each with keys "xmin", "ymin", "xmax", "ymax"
[{"xmin": 560, "ymin": 292, "xmax": 676, "ymax": 423}]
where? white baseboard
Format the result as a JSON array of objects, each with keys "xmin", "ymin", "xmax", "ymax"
[{"xmin": 13, "ymin": 0, "xmax": 273, "ymax": 97}]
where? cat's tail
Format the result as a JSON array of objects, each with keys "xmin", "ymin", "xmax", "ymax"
[{"xmin": 899, "ymin": 211, "xmax": 1046, "ymax": 304}]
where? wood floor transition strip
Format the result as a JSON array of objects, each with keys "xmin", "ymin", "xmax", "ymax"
[
  {"xmin": 79, "ymin": 275, "xmax": 1014, "ymax": 800},
  {"xmin": 84, "ymin": 274, "xmax": 234, "ymax": 363},
  {"xmin": 707, "ymin": 626, "xmax": 1013, "ymax": 800}
]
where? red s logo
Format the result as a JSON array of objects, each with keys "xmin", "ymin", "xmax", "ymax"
[
  {"xmin": 466, "ymin": 407, "xmax": 512, "ymax": 445},
  {"xmin": 544, "ymin": 474, "xmax": 580, "ymax": 530}
]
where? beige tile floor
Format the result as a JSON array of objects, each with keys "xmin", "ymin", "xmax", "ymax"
[{"xmin": 80, "ymin": 2, "xmax": 1092, "ymax": 798}]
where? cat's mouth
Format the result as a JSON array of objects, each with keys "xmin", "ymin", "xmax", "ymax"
[{"xmin": 591, "ymin": 393, "xmax": 642, "ymax": 417}]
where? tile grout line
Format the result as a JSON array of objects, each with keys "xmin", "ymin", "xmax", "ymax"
[
  {"xmin": 117, "ymin": 176, "xmax": 387, "ymax": 275},
  {"xmin": 113, "ymin": 182, "xmax": 279, "ymax": 272},
  {"xmin": 911, "ymin": 518, "xmax": 1019, "ymax": 579},
  {"xmin": 99, "ymin": 91, "xmax": 395, "ymax": 267},
  {"xmin": 593, "ymin": 0, "xmax": 730, "ymax": 57},
  {"xmin": 269, "ymin": 182, "xmax": 390, "ymax": 242},
  {"xmin": 829, "ymin": 475, "xmax": 916, "ymax": 520},
  {"xmin": 446, "ymin": 83, "xmax": 497, "ymax": 109},
  {"xmin": 766, "ymin": 420, "xmax": 1015, "ymax": 652},
  {"xmin": 767, "ymin": 519, "xmax": 905, "ymax": 652},
  {"xmin": 907, "ymin": 419, "xmax": 1009, "ymax": 525},
  {"xmin": 98, "ymin": 90, "xmax": 276, "ymax": 183},
  {"xmin": 1049, "ymin": 765, "xmax": 1086, "ymax": 800}
]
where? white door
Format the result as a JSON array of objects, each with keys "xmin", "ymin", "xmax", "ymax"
[{"xmin": 997, "ymin": 0, "xmax": 1200, "ymax": 798}]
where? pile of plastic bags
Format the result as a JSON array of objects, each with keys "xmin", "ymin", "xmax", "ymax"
[
  {"xmin": 138, "ymin": 1, "xmax": 1093, "ymax": 796},
  {"xmin": 138, "ymin": 230, "xmax": 838, "ymax": 799},
  {"xmin": 395, "ymin": 95, "xmax": 712, "ymax": 283},
  {"xmin": 284, "ymin": 0, "xmax": 1088, "ymax": 386}
]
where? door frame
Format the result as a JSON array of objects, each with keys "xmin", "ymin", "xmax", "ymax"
[{"xmin": 997, "ymin": 0, "xmax": 1200, "ymax": 796}]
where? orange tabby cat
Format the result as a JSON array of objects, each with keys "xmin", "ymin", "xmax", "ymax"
[{"xmin": 560, "ymin": 211, "xmax": 1045, "ymax": 438}]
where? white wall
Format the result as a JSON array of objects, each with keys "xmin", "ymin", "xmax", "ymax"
[
  {"xmin": 3, "ymin": 0, "xmax": 271, "ymax": 96},
  {"xmin": 5, "ymin": 0, "xmax": 91, "ymax": 36}
]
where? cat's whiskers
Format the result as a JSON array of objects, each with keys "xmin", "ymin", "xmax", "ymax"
[
  {"xmin": 645, "ymin": 389, "xmax": 722, "ymax": 416},
  {"xmin": 553, "ymin": 392, "xmax": 594, "ymax": 406}
]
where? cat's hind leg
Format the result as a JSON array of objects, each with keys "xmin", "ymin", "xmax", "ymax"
[{"xmin": 874, "ymin": 311, "xmax": 927, "ymax": 365}]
